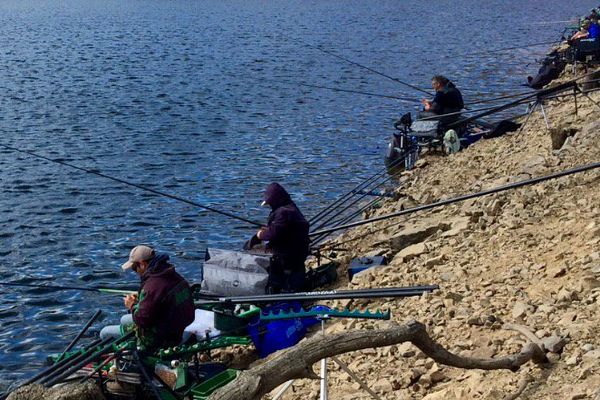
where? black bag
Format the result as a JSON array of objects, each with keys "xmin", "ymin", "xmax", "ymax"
[
  {"xmin": 305, "ymin": 262, "xmax": 338, "ymax": 290},
  {"xmin": 483, "ymin": 120, "xmax": 521, "ymax": 139},
  {"xmin": 575, "ymin": 38, "xmax": 600, "ymax": 61},
  {"xmin": 528, "ymin": 53, "xmax": 565, "ymax": 89}
]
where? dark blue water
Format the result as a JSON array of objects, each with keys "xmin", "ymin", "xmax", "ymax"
[{"xmin": 0, "ymin": 0, "xmax": 594, "ymax": 385}]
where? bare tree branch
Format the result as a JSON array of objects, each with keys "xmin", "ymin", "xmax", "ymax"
[{"xmin": 209, "ymin": 320, "xmax": 547, "ymax": 400}]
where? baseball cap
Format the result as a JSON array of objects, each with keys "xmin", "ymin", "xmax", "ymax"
[{"xmin": 121, "ymin": 245, "xmax": 155, "ymax": 271}]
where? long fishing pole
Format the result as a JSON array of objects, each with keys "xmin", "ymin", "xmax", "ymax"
[
  {"xmin": 531, "ymin": 20, "xmax": 576, "ymax": 25},
  {"xmin": 448, "ymin": 82, "xmax": 571, "ymax": 128},
  {"xmin": 309, "ymin": 149, "xmax": 408, "ymax": 225},
  {"xmin": 310, "ymin": 82, "xmax": 558, "ymax": 231},
  {"xmin": 197, "ymin": 284, "xmax": 439, "ymax": 305},
  {"xmin": 459, "ymin": 71, "xmax": 600, "ymax": 127},
  {"xmin": 311, "ymin": 197, "xmax": 381, "ymax": 249},
  {"xmin": 43, "ymin": 332, "xmax": 135, "ymax": 387},
  {"xmin": 0, "ymin": 143, "xmax": 263, "ymax": 227},
  {"xmin": 419, "ymin": 98, "xmax": 532, "ymax": 123},
  {"xmin": 56, "ymin": 309, "xmax": 103, "ymax": 362},
  {"xmin": 0, "ymin": 281, "xmax": 223, "ymax": 302},
  {"xmin": 310, "ymin": 161, "xmax": 600, "ymax": 237},
  {"xmin": 464, "ymin": 90, "xmax": 537, "ymax": 106},
  {"xmin": 310, "ymin": 161, "xmax": 401, "ymax": 232},
  {"xmin": 293, "ymin": 81, "xmax": 420, "ymax": 102},
  {"xmin": 282, "ymin": 34, "xmax": 433, "ymax": 96},
  {"xmin": 0, "ymin": 282, "xmax": 136, "ymax": 295},
  {"xmin": 467, "ymin": 40, "xmax": 560, "ymax": 56}
]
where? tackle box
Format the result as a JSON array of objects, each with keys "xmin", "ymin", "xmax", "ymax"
[{"xmin": 348, "ymin": 256, "xmax": 387, "ymax": 281}]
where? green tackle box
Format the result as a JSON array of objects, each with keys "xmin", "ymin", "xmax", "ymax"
[{"xmin": 190, "ymin": 369, "xmax": 239, "ymax": 399}]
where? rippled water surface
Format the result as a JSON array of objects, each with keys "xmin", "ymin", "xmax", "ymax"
[{"xmin": 0, "ymin": 0, "xmax": 595, "ymax": 384}]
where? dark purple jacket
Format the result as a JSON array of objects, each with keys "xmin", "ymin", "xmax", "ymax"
[
  {"xmin": 132, "ymin": 254, "xmax": 195, "ymax": 349},
  {"xmin": 260, "ymin": 183, "xmax": 310, "ymax": 266}
]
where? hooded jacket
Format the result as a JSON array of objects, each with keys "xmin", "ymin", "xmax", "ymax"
[
  {"xmin": 260, "ymin": 183, "xmax": 310, "ymax": 268},
  {"xmin": 430, "ymin": 82, "xmax": 464, "ymax": 125},
  {"xmin": 132, "ymin": 254, "xmax": 195, "ymax": 350}
]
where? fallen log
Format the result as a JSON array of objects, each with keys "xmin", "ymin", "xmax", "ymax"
[{"xmin": 209, "ymin": 320, "xmax": 547, "ymax": 400}]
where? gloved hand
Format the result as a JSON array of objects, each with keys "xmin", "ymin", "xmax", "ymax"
[{"xmin": 243, "ymin": 234, "xmax": 261, "ymax": 250}]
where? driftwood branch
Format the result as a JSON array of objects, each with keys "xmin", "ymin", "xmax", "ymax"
[{"xmin": 208, "ymin": 320, "xmax": 547, "ymax": 400}]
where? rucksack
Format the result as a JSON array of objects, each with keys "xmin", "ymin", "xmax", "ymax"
[{"xmin": 483, "ymin": 120, "xmax": 522, "ymax": 139}]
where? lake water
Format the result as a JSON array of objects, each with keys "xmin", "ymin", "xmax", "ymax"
[{"xmin": 0, "ymin": 0, "xmax": 594, "ymax": 385}]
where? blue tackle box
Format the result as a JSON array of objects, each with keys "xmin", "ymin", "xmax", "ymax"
[{"xmin": 348, "ymin": 256, "xmax": 387, "ymax": 281}]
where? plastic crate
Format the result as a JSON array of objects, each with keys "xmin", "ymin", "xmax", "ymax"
[
  {"xmin": 348, "ymin": 256, "xmax": 387, "ymax": 281},
  {"xmin": 190, "ymin": 369, "xmax": 238, "ymax": 399}
]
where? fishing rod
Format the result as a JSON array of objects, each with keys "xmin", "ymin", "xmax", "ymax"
[
  {"xmin": 0, "ymin": 282, "xmax": 136, "ymax": 295},
  {"xmin": 418, "ymin": 98, "xmax": 532, "ymax": 123},
  {"xmin": 0, "ymin": 143, "xmax": 263, "ymax": 227},
  {"xmin": 310, "ymin": 82, "xmax": 566, "ymax": 235},
  {"xmin": 309, "ymin": 150, "xmax": 407, "ymax": 225},
  {"xmin": 311, "ymin": 193, "xmax": 383, "ymax": 247},
  {"xmin": 15, "ymin": 338, "xmax": 104, "ymax": 389},
  {"xmin": 0, "ymin": 281, "xmax": 226, "ymax": 302},
  {"xmin": 316, "ymin": 211, "xmax": 423, "ymax": 254},
  {"xmin": 196, "ymin": 284, "xmax": 439, "ymax": 305},
  {"xmin": 281, "ymin": 34, "xmax": 433, "ymax": 96},
  {"xmin": 42, "ymin": 332, "xmax": 135, "ymax": 387},
  {"xmin": 293, "ymin": 81, "xmax": 420, "ymax": 102},
  {"xmin": 221, "ymin": 69, "xmax": 422, "ymax": 104},
  {"xmin": 448, "ymin": 81, "xmax": 576, "ymax": 128},
  {"xmin": 464, "ymin": 90, "xmax": 537, "ymax": 107},
  {"xmin": 310, "ymin": 160, "xmax": 402, "ymax": 233},
  {"xmin": 531, "ymin": 20, "xmax": 577, "ymax": 25},
  {"xmin": 310, "ymin": 161, "xmax": 600, "ymax": 237},
  {"xmin": 56, "ymin": 310, "xmax": 103, "ymax": 362},
  {"xmin": 466, "ymin": 40, "xmax": 560, "ymax": 56}
]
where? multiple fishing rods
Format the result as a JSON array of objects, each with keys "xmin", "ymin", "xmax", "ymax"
[
  {"xmin": 307, "ymin": 81, "xmax": 560, "ymax": 241},
  {"xmin": 310, "ymin": 161, "xmax": 600, "ymax": 238},
  {"xmin": 0, "ymin": 280, "xmax": 438, "ymax": 305},
  {"xmin": 0, "ymin": 282, "xmax": 136, "ymax": 295},
  {"xmin": 196, "ymin": 284, "xmax": 439, "ymax": 305},
  {"xmin": 466, "ymin": 40, "xmax": 561, "ymax": 56},
  {"xmin": 309, "ymin": 74, "xmax": 600, "ymax": 241},
  {"xmin": 309, "ymin": 150, "xmax": 407, "ymax": 226},
  {"xmin": 0, "ymin": 143, "xmax": 262, "ymax": 228},
  {"xmin": 280, "ymin": 34, "xmax": 434, "ymax": 97}
]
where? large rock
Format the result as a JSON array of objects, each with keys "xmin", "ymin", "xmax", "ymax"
[
  {"xmin": 372, "ymin": 378, "xmax": 394, "ymax": 393},
  {"xmin": 441, "ymin": 217, "xmax": 471, "ymax": 238},
  {"xmin": 7, "ymin": 383, "xmax": 105, "ymax": 400},
  {"xmin": 389, "ymin": 222, "xmax": 449, "ymax": 253},
  {"xmin": 512, "ymin": 302, "xmax": 531, "ymax": 319},
  {"xmin": 392, "ymin": 243, "xmax": 428, "ymax": 263},
  {"xmin": 543, "ymin": 336, "xmax": 567, "ymax": 353},
  {"xmin": 422, "ymin": 387, "xmax": 471, "ymax": 400}
]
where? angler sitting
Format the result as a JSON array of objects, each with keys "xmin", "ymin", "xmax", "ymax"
[
  {"xmin": 244, "ymin": 183, "xmax": 310, "ymax": 294},
  {"xmin": 420, "ymin": 75, "xmax": 464, "ymax": 128},
  {"xmin": 101, "ymin": 245, "xmax": 195, "ymax": 351},
  {"xmin": 568, "ymin": 20, "xmax": 591, "ymax": 44},
  {"xmin": 568, "ymin": 19, "xmax": 600, "ymax": 62}
]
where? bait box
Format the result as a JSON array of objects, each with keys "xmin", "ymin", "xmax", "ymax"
[{"xmin": 348, "ymin": 256, "xmax": 387, "ymax": 281}]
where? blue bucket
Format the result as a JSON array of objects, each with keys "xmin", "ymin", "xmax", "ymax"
[{"xmin": 248, "ymin": 302, "xmax": 322, "ymax": 358}]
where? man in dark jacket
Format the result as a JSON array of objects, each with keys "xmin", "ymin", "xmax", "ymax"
[
  {"xmin": 246, "ymin": 183, "xmax": 310, "ymax": 293},
  {"xmin": 421, "ymin": 75, "xmax": 464, "ymax": 126},
  {"xmin": 121, "ymin": 245, "xmax": 195, "ymax": 351}
]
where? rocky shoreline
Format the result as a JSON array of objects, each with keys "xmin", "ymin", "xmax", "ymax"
[
  {"xmin": 7, "ymin": 55, "xmax": 600, "ymax": 400},
  {"xmin": 270, "ymin": 62, "xmax": 600, "ymax": 399}
]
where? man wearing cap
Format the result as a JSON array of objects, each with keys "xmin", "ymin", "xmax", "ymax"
[
  {"xmin": 121, "ymin": 245, "xmax": 195, "ymax": 350},
  {"xmin": 244, "ymin": 183, "xmax": 310, "ymax": 293},
  {"xmin": 569, "ymin": 20, "xmax": 591, "ymax": 44}
]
